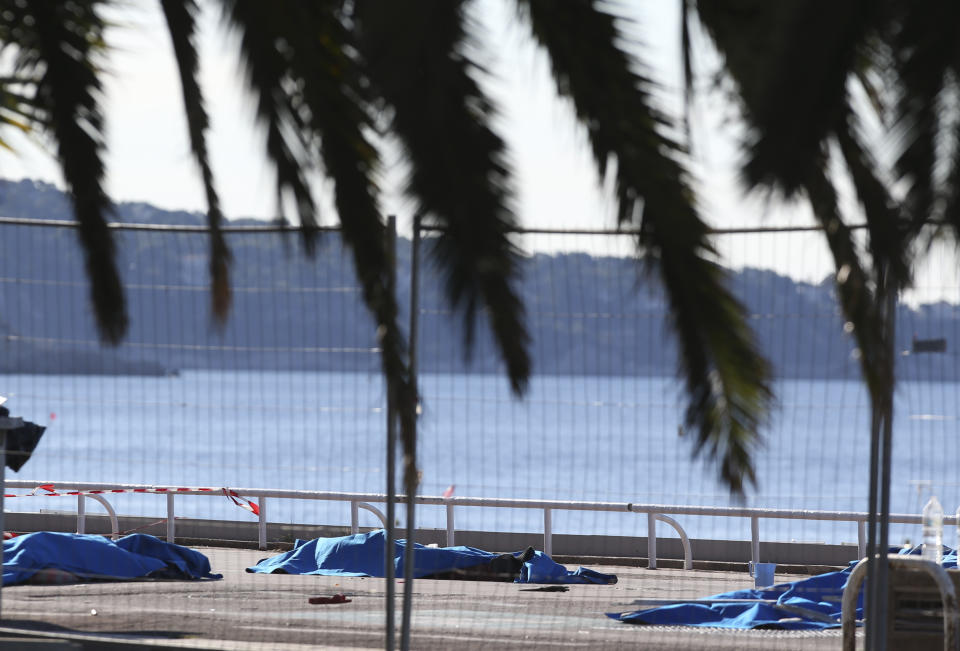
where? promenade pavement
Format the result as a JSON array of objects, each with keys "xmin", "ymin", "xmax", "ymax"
[{"xmin": 0, "ymin": 547, "xmax": 857, "ymax": 650}]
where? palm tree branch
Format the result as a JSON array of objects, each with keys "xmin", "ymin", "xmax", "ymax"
[
  {"xmin": 519, "ymin": 0, "xmax": 773, "ymax": 493},
  {"xmin": 216, "ymin": 0, "xmax": 319, "ymax": 251},
  {"xmin": 355, "ymin": 0, "xmax": 531, "ymax": 395},
  {"xmin": 270, "ymin": 0, "xmax": 419, "ymax": 493},
  {"xmin": 680, "ymin": 0, "xmax": 694, "ymax": 138},
  {"xmin": 160, "ymin": 0, "xmax": 232, "ymax": 322},
  {"xmin": 695, "ymin": 1, "xmax": 905, "ymax": 395},
  {"xmin": 802, "ymin": 163, "xmax": 886, "ymax": 400},
  {"xmin": 941, "ymin": 80, "xmax": 960, "ymax": 240},
  {"xmin": 834, "ymin": 106, "xmax": 912, "ymax": 288},
  {"xmin": 888, "ymin": 2, "xmax": 960, "ymax": 234},
  {"xmin": 0, "ymin": 80, "xmax": 43, "ymax": 127},
  {"xmin": 28, "ymin": 1, "xmax": 127, "ymax": 343},
  {"xmin": 892, "ymin": 81, "xmax": 943, "ymax": 233},
  {"xmin": 695, "ymin": 0, "xmax": 882, "ymax": 195}
]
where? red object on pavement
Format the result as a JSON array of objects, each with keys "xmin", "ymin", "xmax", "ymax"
[{"xmin": 309, "ymin": 593, "xmax": 351, "ymax": 605}]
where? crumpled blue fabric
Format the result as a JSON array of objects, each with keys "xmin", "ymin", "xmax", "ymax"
[
  {"xmin": 610, "ymin": 546, "xmax": 960, "ymax": 629},
  {"xmin": 247, "ymin": 530, "xmax": 499, "ymax": 578},
  {"xmin": 3, "ymin": 531, "xmax": 221, "ymax": 586},
  {"xmin": 520, "ymin": 550, "xmax": 617, "ymax": 584},
  {"xmin": 246, "ymin": 529, "xmax": 618, "ymax": 584},
  {"xmin": 113, "ymin": 533, "xmax": 219, "ymax": 580},
  {"xmin": 608, "ymin": 568, "xmax": 856, "ymax": 630}
]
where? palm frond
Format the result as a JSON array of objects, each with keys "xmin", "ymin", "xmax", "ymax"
[
  {"xmin": 355, "ymin": 0, "xmax": 530, "ymax": 395},
  {"xmin": 267, "ymin": 0, "xmax": 418, "ymax": 492},
  {"xmin": 699, "ymin": 0, "xmax": 882, "ymax": 195},
  {"xmin": 834, "ymin": 106, "xmax": 912, "ymax": 288},
  {"xmin": 161, "ymin": 0, "xmax": 232, "ymax": 322},
  {"xmin": 0, "ymin": 74, "xmax": 46, "ymax": 151},
  {"xmin": 941, "ymin": 84, "xmax": 960, "ymax": 239},
  {"xmin": 519, "ymin": 0, "xmax": 773, "ymax": 494},
  {"xmin": 680, "ymin": 0, "xmax": 694, "ymax": 138},
  {"xmin": 890, "ymin": 83, "xmax": 943, "ymax": 234},
  {"xmin": 888, "ymin": 1, "xmax": 960, "ymax": 233},
  {"xmin": 26, "ymin": 1, "xmax": 127, "ymax": 343},
  {"xmin": 693, "ymin": 1, "xmax": 792, "ymax": 127},
  {"xmin": 804, "ymin": 163, "xmax": 887, "ymax": 401},
  {"xmin": 0, "ymin": 77, "xmax": 42, "ymax": 127},
  {"xmin": 216, "ymin": 0, "xmax": 319, "ymax": 251},
  {"xmin": 696, "ymin": 0, "xmax": 901, "ymax": 400}
]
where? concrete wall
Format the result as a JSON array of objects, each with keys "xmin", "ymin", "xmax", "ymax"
[{"xmin": 6, "ymin": 511, "xmax": 861, "ymax": 567}]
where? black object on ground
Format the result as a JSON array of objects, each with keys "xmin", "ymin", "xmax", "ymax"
[
  {"xmin": 423, "ymin": 546, "xmax": 537, "ymax": 582},
  {"xmin": 0, "ymin": 404, "xmax": 45, "ymax": 472},
  {"xmin": 309, "ymin": 594, "xmax": 351, "ymax": 604},
  {"xmin": 520, "ymin": 585, "xmax": 570, "ymax": 592}
]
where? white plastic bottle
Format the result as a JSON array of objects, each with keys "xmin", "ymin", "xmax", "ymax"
[
  {"xmin": 955, "ymin": 506, "xmax": 960, "ymax": 556},
  {"xmin": 922, "ymin": 496, "xmax": 944, "ymax": 564}
]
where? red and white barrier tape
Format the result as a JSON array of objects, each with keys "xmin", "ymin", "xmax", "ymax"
[
  {"xmin": 4, "ymin": 484, "xmax": 260, "ymax": 516},
  {"xmin": 221, "ymin": 489, "xmax": 260, "ymax": 516}
]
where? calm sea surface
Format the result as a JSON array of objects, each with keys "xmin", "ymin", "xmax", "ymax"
[{"xmin": 2, "ymin": 371, "xmax": 958, "ymax": 546}]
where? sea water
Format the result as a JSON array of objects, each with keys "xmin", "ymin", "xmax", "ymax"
[{"xmin": 2, "ymin": 371, "xmax": 958, "ymax": 545}]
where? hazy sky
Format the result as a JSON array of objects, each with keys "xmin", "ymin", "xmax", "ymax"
[{"xmin": 0, "ymin": 1, "xmax": 955, "ymax": 302}]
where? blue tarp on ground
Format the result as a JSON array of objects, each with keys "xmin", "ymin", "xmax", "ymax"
[
  {"xmin": 607, "ymin": 568, "xmax": 857, "ymax": 630},
  {"xmin": 520, "ymin": 550, "xmax": 619, "ymax": 584},
  {"xmin": 3, "ymin": 532, "xmax": 221, "ymax": 586},
  {"xmin": 246, "ymin": 529, "xmax": 617, "ymax": 584},
  {"xmin": 609, "ymin": 545, "xmax": 959, "ymax": 629}
]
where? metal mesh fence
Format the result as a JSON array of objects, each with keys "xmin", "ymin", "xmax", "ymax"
[
  {"xmin": 2, "ymin": 222, "xmax": 386, "ymax": 522},
  {"xmin": 0, "ymin": 208, "xmax": 957, "ymax": 648}
]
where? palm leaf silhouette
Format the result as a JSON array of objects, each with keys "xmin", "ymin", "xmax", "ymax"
[
  {"xmin": 356, "ymin": 0, "xmax": 531, "ymax": 395},
  {"xmin": 0, "ymin": 0, "xmax": 824, "ymax": 494},
  {"xmin": 520, "ymin": 0, "xmax": 773, "ymax": 492},
  {"xmin": 218, "ymin": 0, "xmax": 319, "ymax": 250},
  {"xmin": 219, "ymin": 0, "xmax": 418, "ymax": 490},
  {"xmin": 693, "ymin": 0, "xmax": 910, "ymax": 403},
  {"xmin": 6, "ymin": 1, "xmax": 127, "ymax": 343},
  {"xmin": 161, "ymin": 0, "xmax": 232, "ymax": 323}
]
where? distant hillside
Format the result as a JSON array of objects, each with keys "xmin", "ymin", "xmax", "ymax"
[{"xmin": 0, "ymin": 178, "xmax": 957, "ymax": 380}]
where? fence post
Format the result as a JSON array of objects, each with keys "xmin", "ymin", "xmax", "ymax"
[
  {"xmin": 544, "ymin": 508, "xmax": 553, "ymax": 557},
  {"xmin": 446, "ymin": 503, "xmax": 455, "ymax": 547},
  {"xmin": 77, "ymin": 494, "xmax": 86, "ymax": 534},
  {"xmin": 384, "ymin": 215, "xmax": 397, "ymax": 651},
  {"xmin": 258, "ymin": 497, "xmax": 267, "ymax": 551},
  {"xmin": 751, "ymin": 516, "xmax": 760, "ymax": 567},
  {"xmin": 865, "ymin": 268, "xmax": 898, "ymax": 651},
  {"xmin": 400, "ymin": 214, "xmax": 422, "ymax": 651},
  {"xmin": 166, "ymin": 494, "xmax": 175, "ymax": 543},
  {"xmin": 858, "ymin": 519, "xmax": 866, "ymax": 560},
  {"xmin": 647, "ymin": 512, "xmax": 657, "ymax": 569},
  {"xmin": 351, "ymin": 501, "xmax": 359, "ymax": 534}
]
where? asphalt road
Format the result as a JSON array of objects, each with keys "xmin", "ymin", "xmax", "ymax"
[{"xmin": 0, "ymin": 547, "xmax": 856, "ymax": 650}]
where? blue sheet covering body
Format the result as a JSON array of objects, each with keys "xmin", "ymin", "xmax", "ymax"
[
  {"xmin": 248, "ymin": 530, "xmax": 498, "ymax": 578},
  {"xmin": 3, "ymin": 532, "xmax": 221, "ymax": 586},
  {"xmin": 610, "ymin": 545, "xmax": 960, "ymax": 630},
  {"xmin": 608, "ymin": 568, "xmax": 856, "ymax": 630},
  {"xmin": 247, "ymin": 529, "xmax": 617, "ymax": 584}
]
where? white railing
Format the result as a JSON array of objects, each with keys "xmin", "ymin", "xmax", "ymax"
[{"xmin": 6, "ymin": 481, "xmax": 950, "ymax": 569}]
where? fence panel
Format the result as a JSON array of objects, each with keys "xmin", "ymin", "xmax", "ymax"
[{"xmin": 0, "ymin": 203, "xmax": 957, "ymax": 647}]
